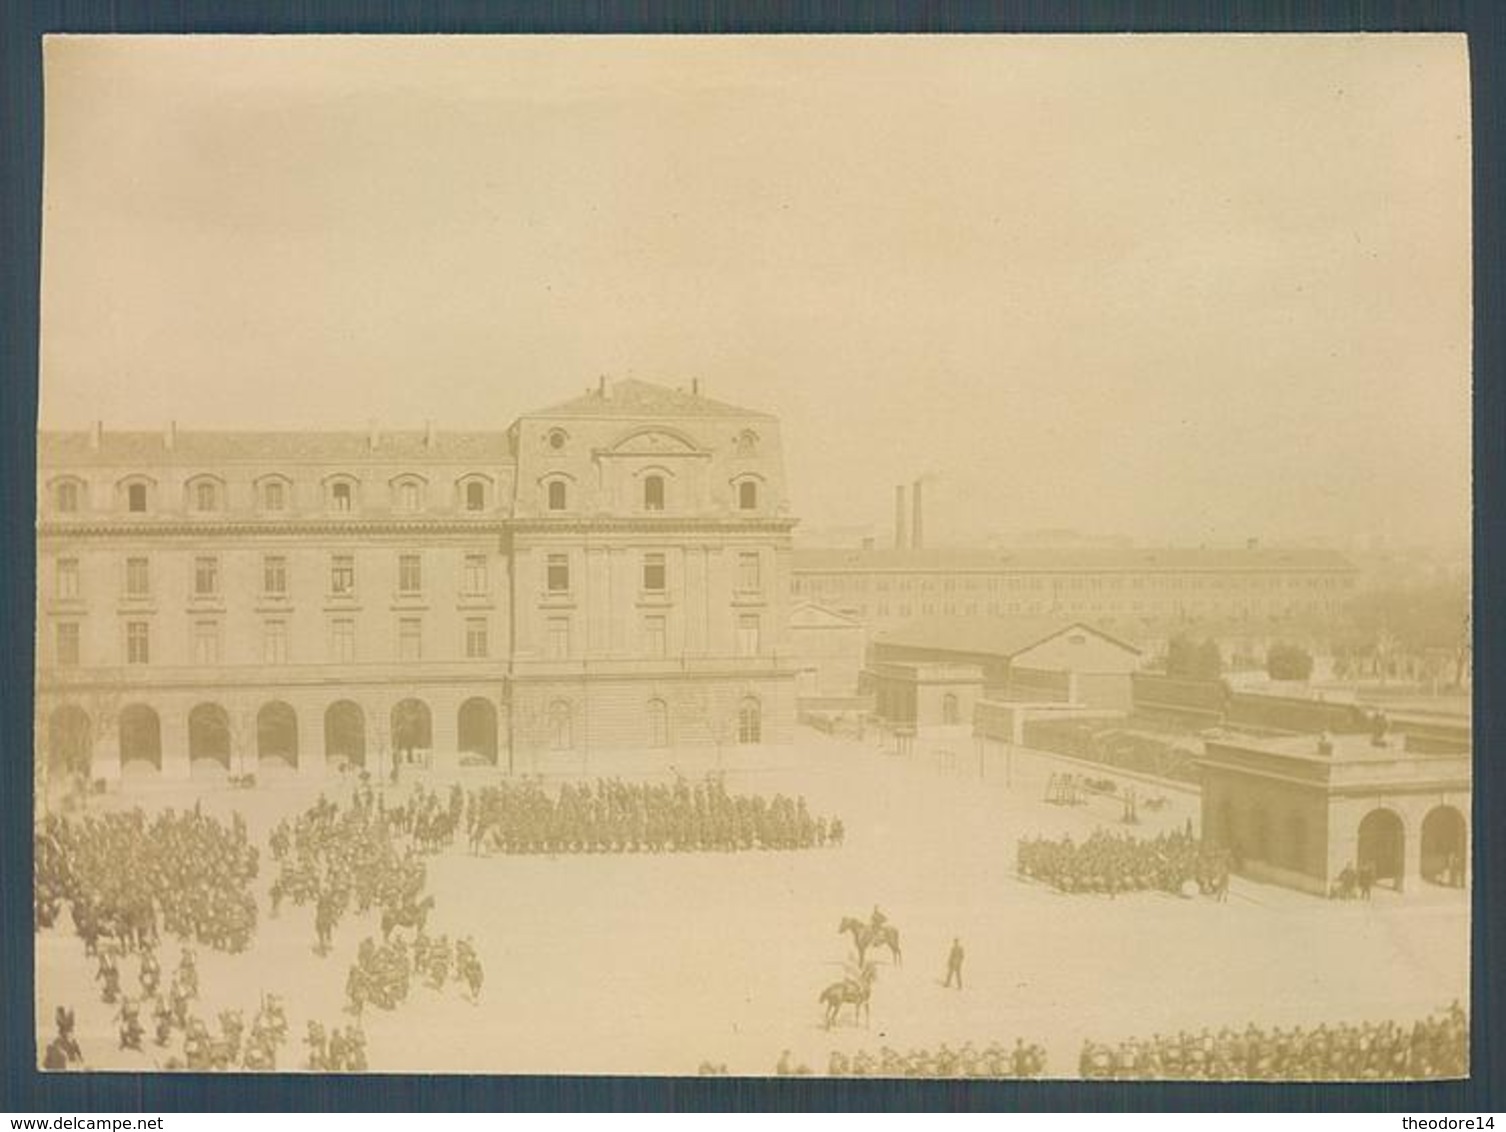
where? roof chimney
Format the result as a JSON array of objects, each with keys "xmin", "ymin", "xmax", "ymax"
[
  {"xmin": 424, "ymin": 419, "xmax": 434, "ymax": 448},
  {"xmin": 367, "ymin": 420, "xmax": 379, "ymax": 450},
  {"xmin": 89, "ymin": 421, "xmax": 102, "ymax": 451},
  {"xmin": 164, "ymin": 421, "xmax": 176, "ymax": 451},
  {"xmin": 894, "ymin": 484, "xmax": 908, "ymax": 550},
  {"xmin": 912, "ymin": 479, "xmax": 924, "ymax": 551}
]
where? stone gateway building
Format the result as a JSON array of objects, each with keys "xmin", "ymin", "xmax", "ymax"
[{"xmin": 36, "ymin": 379, "xmax": 797, "ymax": 784}]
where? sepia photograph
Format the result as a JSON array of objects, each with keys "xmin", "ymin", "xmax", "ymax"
[{"xmin": 32, "ymin": 34, "xmax": 1471, "ymax": 1080}]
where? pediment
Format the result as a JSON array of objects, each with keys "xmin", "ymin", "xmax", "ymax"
[{"xmin": 605, "ymin": 427, "xmax": 702, "ymax": 456}]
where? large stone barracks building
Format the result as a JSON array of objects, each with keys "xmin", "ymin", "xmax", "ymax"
[{"xmin": 36, "ymin": 379, "xmax": 798, "ymax": 783}]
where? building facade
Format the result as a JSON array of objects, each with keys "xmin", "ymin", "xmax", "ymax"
[{"xmin": 36, "ymin": 380, "xmax": 797, "ymax": 784}]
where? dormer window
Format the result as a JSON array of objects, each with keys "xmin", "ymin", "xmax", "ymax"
[
  {"xmin": 55, "ymin": 480, "xmax": 81, "ymax": 513},
  {"xmin": 547, "ymin": 480, "xmax": 567, "ymax": 512},
  {"xmin": 739, "ymin": 480, "xmax": 758, "ymax": 511},
  {"xmin": 644, "ymin": 475, "xmax": 665, "ymax": 512}
]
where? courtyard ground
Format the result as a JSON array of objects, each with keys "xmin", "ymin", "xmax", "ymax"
[{"xmin": 35, "ymin": 727, "xmax": 1469, "ymax": 1077}]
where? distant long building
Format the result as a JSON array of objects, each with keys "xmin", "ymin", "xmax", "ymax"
[{"xmin": 790, "ymin": 546, "xmax": 1360, "ymax": 638}]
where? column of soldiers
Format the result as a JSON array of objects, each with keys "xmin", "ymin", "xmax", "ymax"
[
  {"xmin": 814, "ymin": 1040, "xmax": 1048, "ymax": 1079},
  {"xmin": 1016, "ymin": 827, "xmax": 1230, "ymax": 898},
  {"xmin": 345, "ymin": 932, "xmax": 483, "ymax": 1013},
  {"xmin": 1078, "ymin": 1003, "xmax": 1468, "ymax": 1080},
  {"xmin": 465, "ymin": 776, "xmax": 845, "ymax": 855}
]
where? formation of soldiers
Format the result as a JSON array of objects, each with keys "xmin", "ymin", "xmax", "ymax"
[
  {"xmin": 465, "ymin": 775, "xmax": 845, "ymax": 855},
  {"xmin": 268, "ymin": 786, "xmax": 429, "ymax": 952},
  {"xmin": 36, "ymin": 806, "xmax": 258, "ymax": 954},
  {"xmin": 818, "ymin": 1040, "xmax": 1048, "ymax": 1079},
  {"xmin": 303, "ymin": 1021, "xmax": 369, "ymax": 1071},
  {"xmin": 346, "ymin": 932, "xmax": 484, "ymax": 1014},
  {"xmin": 1079, "ymin": 1003, "xmax": 1468, "ymax": 1080},
  {"xmin": 1016, "ymin": 827, "xmax": 1231, "ymax": 898}
]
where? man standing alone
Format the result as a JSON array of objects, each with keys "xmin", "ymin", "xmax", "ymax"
[{"xmin": 944, "ymin": 937, "xmax": 965, "ymax": 990}]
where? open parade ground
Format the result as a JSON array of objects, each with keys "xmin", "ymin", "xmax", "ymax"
[{"xmin": 35, "ymin": 727, "xmax": 1469, "ymax": 1077}]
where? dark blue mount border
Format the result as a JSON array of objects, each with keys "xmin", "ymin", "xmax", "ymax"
[{"xmin": 1, "ymin": 0, "xmax": 1500, "ymax": 1113}]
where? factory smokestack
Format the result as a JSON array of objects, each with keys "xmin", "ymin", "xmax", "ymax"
[
  {"xmin": 894, "ymin": 485, "xmax": 908, "ymax": 550},
  {"xmin": 912, "ymin": 479, "xmax": 924, "ymax": 551}
]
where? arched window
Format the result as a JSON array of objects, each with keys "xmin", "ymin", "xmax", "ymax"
[
  {"xmin": 647, "ymin": 699, "xmax": 670, "ymax": 748},
  {"xmin": 127, "ymin": 483, "xmax": 148, "ymax": 512},
  {"xmin": 644, "ymin": 475, "xmax": 665, "ymax": 512},
  {"xmin": 392, "ymin": 477, "xmax": 424, "ymax": 512},
  {"xmin": 738, "ymin": 697, "xmax": 762, "ymax": 745},
  {"xmin": 55, "ymin": 480, "xmax": 81, "ymax": 513},
  {"xmin": 738, "ymin": 480, "xmax": 758, "ymax": 511},
  {"xmin": 548, "ymin": 700, "xmax": 573, "ymax": 751},
  {"xmin": 466, "ymin": 481, "xmax": 486, "ymax": 511},
  {"xmin": 190, "ymin": 478, "xmax": 221, "ymax": 513},
  {"xmin": 332, "ymin": 482, "xmax": 353, "ymax": 511},
  {"xmin": 547, "ymin": 480, "xmax": 567, "ymax": 511}
]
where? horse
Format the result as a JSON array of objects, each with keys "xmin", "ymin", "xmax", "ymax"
[
  {"xmin": 820, "ymin": 963, "xmax": 877, "ymax": 1029},
  {"xmin": 839, "ymin": 916, "xmax": 902, "ymax": 966},
  {"xmin": 380, "ymin": 894, "xmax": 434, "ymax": 941}
]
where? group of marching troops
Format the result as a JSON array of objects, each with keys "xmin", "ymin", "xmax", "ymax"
[
  {"xmin": 36, "ymin": 806, "xmax": 259, "ymax": 955},
  {"xmin": 464, "ymin": 775, "xmax": 845, "ymax": 856},
  {"xmin": 813, "ymin": 1040, "xmax": 1048, "ymax": 1079},
  {"xmin": 268, "ymin": 787, "xmax": 430, "ymax": 953},
  {"xmin": 1016, "ymin": 826, "xmax": 1231, "ymax": 898},
  {"xmin": 1079, "ymin": 1003, "xmax": 1468, "ymax": 1080},
  {"xmin": 345, "ymin": 932, "xmax": 484, "ymax": 1013},
  {"xmin": 303, "ymin": 1021, "xmax": 368, "ymax": 1071}
]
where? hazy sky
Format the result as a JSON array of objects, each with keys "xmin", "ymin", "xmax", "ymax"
[{"xmin": 39, "ymin": 35, "xmax": 1471, "ymax": 548}]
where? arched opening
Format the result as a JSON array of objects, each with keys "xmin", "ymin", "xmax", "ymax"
[
  {"xmin": 256, "ymin": 701, "xmax": 299, "ymax": 771},
  {"xmin": 1420, "ymin": 805, "xmax": 1467, "ymax": 888},
  {"xmin": 457, "ymin": 697, "xmax": 498, "ymax": 765},
  {"xmin": 390, "ymin": 698, "xmax": 432, "ymax": 765},
  {"xmin": 1357, "ymin": 808, "xmax": 1406, "ymax": 891},
  {"xmin": 119, "ymin": 704, "xmax": 161, "ymax": 775},
  {"xmin": 325, "ymin": 700, "xmax": 366, "ymax": 770},
  {"xmin": 738, "ymin": 697, "xmax": 762, "ymax": 745},
  {"xmin": 188, "ymin": 702, "xmax": 231, "ymax": 775},
  {"xmin": 738, "ymin": 480, "xmax": 758, "ymax": 510},
  {"xmin": 644, "ymin": 475, "xmax": 665, "ymax": 512},
  {"xmin": 647, "ymin": 698, "xmax": 669, "ymax": 748},
  {"xmin": 547, "ymin": 480, "xmax": 567, "ymax": 511},
  {"xmin": 942, "ymin": 693, "xmax": 960, "ymax": 725},
  {"xmin": 548, "ymin": 700, "xmax": 573, "ymax": 751},
  {"xmin": 48, "ymin": 705, "xmax": 92, "ymax": 781}
]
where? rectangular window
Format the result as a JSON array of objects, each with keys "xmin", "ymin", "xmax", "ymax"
[
  {"xmin": 547, "ymin": 616, "xmax": 571, "ymax": 660},
  {"xmin": 57, "ymin": 481, "xmax": 79, "ymax": 512},
  {"xmin": 397, "ymin": 481, "xmax": 421, "ymax": 511},
  {"xmin": 263, "ymin": 481, "xmax": 285, "ymax": 511},
  {"xmin": 331, "ymin": 554, "xmax": 355, "ymax": 596},
  {"xmin": 547, "ymin": 553, "xmax": 569, "ymax": 594},
  {"xmin": 127, "ymin": 483, "xmax": 148, "ymax": 512},
  {"xmin": 644, "ymin": 614, "xmax": 667, "ymax": 658},
  {"xmin": 737, "ymin": 613, "xmax": 761, "ymax": 657},
  {"xmin": 737, "ymin": 552, "xmax": 761, "ymax": 592},
  {"xmin": 398, "ymin": 617, "xmax": 422, "ymax": 661},
  {"xmin": 263, "ymin": 555, "xmax": 288, "ymax": 596},
  {"xmin": 126, "ymin": 620, "xmax": 150, "ymax": 664},
  {"xmin": 463, "ymin": 553, "xmax": 489, "ymax": 595},
  {"xmin": 192, "ymin": 620, "xmax": 221, "ymax": 665},
  {"xmin": 56, "ymin": 622, "xmax": 80, "ymax": 667},
  {"xmin": 194, "ymin": 556, "xmax": 219, "ymax": 597},
  {"xmin": 263, "ymin": 620, "xmax": 289, "ymax": 664},
  {"xmin": 643, "ymin": 552, "xmax": 666, "ymax": 593},
  {"xmin": 398, "ymin": 553, "xmax": 422, "ymax": 595},
  {"xmin": 465, "ymin": 617, "xmax": 489, "ymax": 659},
  {"xmin": 331, "ymin": 618, "xmax": 356, "ymax": 662},
  {"xmin": 194, "ymin": 481, "xmax": 217, "ymax": 511},
  {"xmin": 56, "ymin": 558, "xmax": 80, "ymax": 600},
  {"xmin": 125, "ymin": 557, "xmax": 150, "ymax": 598}
]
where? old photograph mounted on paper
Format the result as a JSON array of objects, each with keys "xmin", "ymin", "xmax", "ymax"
[{"xmin": 34, "ymin": 35, "xmax": 1471, "ymax": 1079}]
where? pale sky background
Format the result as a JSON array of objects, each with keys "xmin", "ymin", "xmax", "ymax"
[{"xmin": 39, "ymin": 35, "xmax": 1471, "ymax": 549}]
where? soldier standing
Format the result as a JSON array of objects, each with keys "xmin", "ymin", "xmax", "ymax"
[{"xmin": 944, "ymin": 937, "xmax": 965, "ymax": 990}]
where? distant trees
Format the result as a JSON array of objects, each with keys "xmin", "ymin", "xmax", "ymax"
[
  {"xmin": 1266, "ymin": 642, "xmax": 1314, "ymax": 681},
  {"xmin": 1166, "ymin": 634, "xmax": 1223, "ymax": 681}
]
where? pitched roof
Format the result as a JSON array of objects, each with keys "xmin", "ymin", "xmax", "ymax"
[
  {"xmin": 874, "ymin": 616, "xmax": 1142, "ymax": 658},
  {"xmin": 793, "ymin": 546, "xmax": 1358, "ymax": 574},
  {"xmin": 37, "ymin": 430, "xmax": 514, "ymax": 467},
  {"xmin": 527, "ymin": 378, "xmax": 775, "ymax": 420}
]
